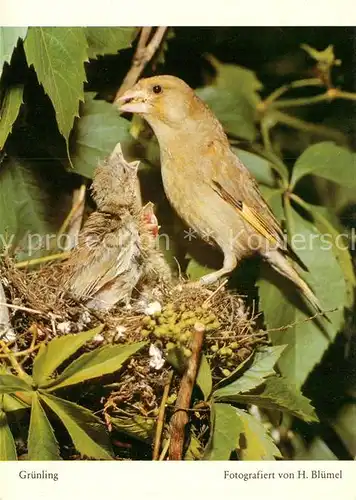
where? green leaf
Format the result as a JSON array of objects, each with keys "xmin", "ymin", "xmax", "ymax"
[
  {"xmin": 0, "ymin": 409, "xmax": 17, "ymax": 460},
  {"xmin": 197, "ymin": 86, "xmax": 257, "ymax": 141},
  {"xmin": 0, "ymin": 156, "xmax": 61, "ymax": 256},
  {"xmin": 0, "ymin": 374, "xmax": 32, "ymax": 394},
  {"xmin": 204, "ymin": 403, "xmax": 244, "ymax": 460},
  {"xmin": 33, "ymin": 325, "xmax": 104, "ymax": 387},
  {"xmin": 235, "ymin": 408, "xmax": 281, "ymax": 460},
  {"xmin": 293, "ymin": 198, "xmax": 355, "ymax": 306},
  {"xmin": 28, "ymin": 393, "xmax": 61, "ymax": 460},
  {"xmin": 2, "ymin": 393, "xmax": 30, "ymax": 412},
  {"xmin": 233, "ymin": 148, "xmax": 276, "ymax": 187},
  {"xmin": 213, "ymin": 345, "xmax": 286, "ymax": 400},
  {"xmin": 301, "ymin": 44, "xmax": 341, "ymax": 67},
  {"xmin": 197, "ymin": 56, "xmax": 262, "ymax": 141},
  {"xmin": 259, "ymin": 206, "xmax": 347, "ymax": 387},
  {"xmin": 167, "ymin": 345, "xmax": 212, "ymax": 398},
  {"xmin": 332, "ymin": 403, "xmax": 356, "ymax": 457},
  {"xmin": 110, "ymin": 415, "xmax": 155, "ymax": 443},
  {"xmin": 213, "ymin": 350, "xmax": 255, "ymax": 391},
  {"xmin": 39, "ymin": 393, "xmax": 113, "ymax": 459},
  {"xmin": 186, "ymin": 258, "xmax": 215, "ymax": 280},
  {"xmin": 0, "ymin": 85, "xmax": 24, "ymax": 149},
  {"xmin": 210, "ymin": 55, "xmax": 262, "ymax": 104},
  {"xmin": 230, "ymin": 375, "xmax": 318, "ymax": 423},
  {"xmin": 70, "ymin": 93, "xmax": 136, "ymax": 178},
  {"xmin": 0, "ymin": 367, "xmax": 30, "ymax": 411},
  {"xmin": 295, "ymin": 437, "xmax": 337, "ymax": 460},
  {"xmin": 0, "ymin": 27, "xmax": 28, "ymax": 73},
  {"xmin": 185, "ymin": 434, "xmax": 203, "ymax": 460},
  {"xmin": 85, "ymin": 27, "xmax": 138, "ymax": 58},
  {"xmin": 290, "ymin": 142, "xmax": 356, "ymax": 190},
  {"xmin": 45, "ymin": 341, "xmax": 146, "ymax": 391},
  {"xmin": 24, "ymin": 27, "xmax": 88, "ymax": 142},
  {"xmin": 196, "ymin": 354, "xmax": 213, "ymax": 400},
  {"xmin": 259, "ymin": 186, "xmax": 285, "ymax": 222}
]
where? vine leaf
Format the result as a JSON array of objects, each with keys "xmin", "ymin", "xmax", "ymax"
[
  {"xmin": 213, "ymin": 345, "xmax": 286, "ymax": 400},
  {"xmin": 197, "ymin": 56, "xmax": 262, "ymax": 141},
  {"xmin": 259, "ymin": 206, "xmax": 347, "ymax": 388},
  {"xmin": 0, "ymin": 409, "xmax": 17, "ymax": 460},
  {"xmin": 45, "ymin": 341, "xmax": 146, "ymax": 391},
  {"xmin": 196, "ymin": 354, "xmax": 213, "ymax": 400},
  {"xmin": 0, "ymin": 85, "xmax": 24, "ymax": 149},
  {"xmin": 0, "ymin": 156, "xmax": 64, "ymax": 258},
  {"xmin": 0, "ymin": 27, "xmax": 28, "ymax": 74},
  {"xmin": 85, "ymin": 27, "xmax": 138, "ymax": 58},
  {"xmin": 290, "ymin": 142, "xmax": 356, "ymax": 190},
  {"xmin": 33, "ymin": 326, "xmax": 104, "ymax": 386},
  {"xmin": 28, "ymin": 393, "xmax": 61, "ymax": 460},
  {"xmin": 39, "ymin": 393, "xmax": 113, "ymax": 460},
  {"xmin": 204, "ymin": 403, "xmax": 244, "ymax": 460},
  {"xmin": 234, "ymin": 408, "xmax": 281, "ymax": 460},
  {"xmin": 229, "ymin": 375, "xmax": 319, "ymax": 423},
  {"xmin": 70, "ymin": 93, "xmax": 137, "ymax": 178},
  {"xmin": 24, "ymin": 27, "xmax": 88, "ymax": 143}
]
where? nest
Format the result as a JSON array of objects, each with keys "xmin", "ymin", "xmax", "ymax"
[{"xmin": 0, "ymin": 256, "xmax": 267, "ymax": 457}]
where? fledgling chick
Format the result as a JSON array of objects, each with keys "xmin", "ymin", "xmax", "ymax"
[
  {"xmin": 117, "ymin": 75, "xmax": 323, "ymax": 315},
  {"xmin": 61, "ymin": 143, "xmax": 171, "ymax": 310},
  {"xmin": 140, "ymin": 201, "xmax": 172, "ymax": 288}
]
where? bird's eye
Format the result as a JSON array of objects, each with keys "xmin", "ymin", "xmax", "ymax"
[{"xmin": 152, "ymin": 85, "xmax": 162, "ymax": 94}]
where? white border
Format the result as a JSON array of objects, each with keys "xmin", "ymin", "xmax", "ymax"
[
  {"xmin": 1, "ymin": 0, "xmax": 356, "ymax": 26},
  {"xmin": 0, "ymin": 461, "xmax": 355, "ymax": 499}
]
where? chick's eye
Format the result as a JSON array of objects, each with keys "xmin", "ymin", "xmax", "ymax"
[{"xmin": 152, "ymin": 85, "xmax": 162, "ymax": 94}]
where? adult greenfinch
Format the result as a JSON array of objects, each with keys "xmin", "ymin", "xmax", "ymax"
[{"xmin": 117, "ymin": 75, "xmax": 323, "ymax": 315}]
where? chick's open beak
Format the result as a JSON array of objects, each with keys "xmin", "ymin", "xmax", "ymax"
[{"xmin": 116, "ymin": 89, "xmax": 151, "ymax": 114}]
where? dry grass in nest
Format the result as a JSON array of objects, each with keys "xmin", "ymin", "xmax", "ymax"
[{"xmin": 1, "ymin": 256, "xmax": 268, "ymax": 448}]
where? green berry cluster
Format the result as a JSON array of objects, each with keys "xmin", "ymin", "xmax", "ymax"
[
  {"xmin": 140, "ymin": 302, "xmax": 220, "ymax": 355},
  {"xmin": 208, "ymin": 339, "xmax": 252, "ymax": 378}
]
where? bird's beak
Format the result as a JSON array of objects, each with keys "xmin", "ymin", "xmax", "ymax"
[{"xmin": 116, "ymin": 89, "xmax": 151, "ymax": 114}]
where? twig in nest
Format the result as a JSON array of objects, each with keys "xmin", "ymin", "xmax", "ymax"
[
  {"xmin": 0, "ymin": 302, "xmax": 46, "ymax": 316},
  {"xmin": 15, "ymin": 252, "xmax": 70, "ymax": 269},
  {"xmin": 114, "ymin": 26, "xmax": 168, "ymax": 100},
  {"xmin": 202, "ymin": 279, "xmax": 228, "ymax": 307},
  {"xmin": 58, "ymin": 184, "xmax": 87, "ymax": 248},
  {"xmin": 153, "ymin": 370, "xmax": 173, "ymax": 460},
  {"xmin": 159, "ymin": 437, "xmax": 170, "ymax": 461},
  {"xmin": 169, "ymin": 322, "xmax": 205, "ymax": 461}
]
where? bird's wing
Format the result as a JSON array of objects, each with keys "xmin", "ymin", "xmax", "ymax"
[
  {"xmin": 212, "ymin": 154, "xmax": 308, "ymax": 271},
  {"xmin": 67, "ymin": 215, "xmax": 140, "ymax": 299}
]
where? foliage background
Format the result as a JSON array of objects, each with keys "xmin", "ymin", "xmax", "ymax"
[{"xmin": 0, "ymin": 26, "xmax": 355, "ymax": 460}]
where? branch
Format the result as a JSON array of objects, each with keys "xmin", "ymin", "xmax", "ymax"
[
  {"xmin": 153, "ymin": 370, "xmax": 173, "ymax": 460},
  {"xmin": 261, "ymin": 78, "xmax": 324, "ymax": 107},
  {"xmin": 169, "ymin": 322, "xmax": 205, "ymax": 461},
  {"xmin": 271, "ymin": 87, "xmax": 356, "ymax": 110},
  {"xmin": 114, "ymin": 27, "xmax": 168, "ymax": 100}
]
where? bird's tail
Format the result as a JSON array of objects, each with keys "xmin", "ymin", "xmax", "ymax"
[{"xmin": 265, "ymin": 249, "xmax": 328, "ymax": 320}]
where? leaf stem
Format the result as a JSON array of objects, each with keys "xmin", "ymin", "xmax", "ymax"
[
  {"xmin": 0, "ymin": 341, "xmax": 29, "ymax": 379},
  {"xmin": 260, "ymin": 118, "xmax": 289, "ymax": 185},
  {"xmin": 263, "ymin": 78, "xmax": 324, "ymax": 106},
  {"xmin": 283, "ymin": 193, "xmax": 294, "ymax": 241},
  {"xmin": 271, "ymin": 87, "xmax": 356, "ymax": 109},
  {"xmin": 274, "ymin": 110, "xmax": 346, "ymax": 144}
]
